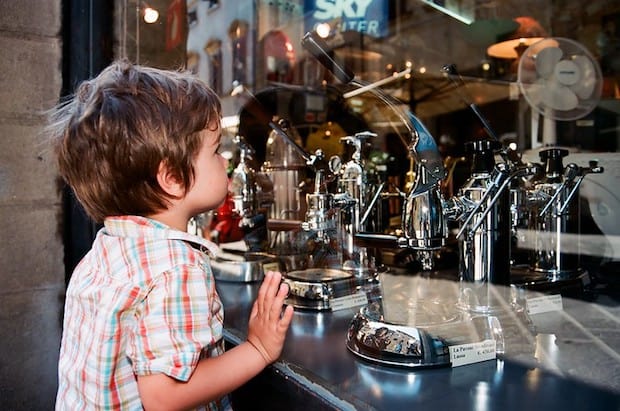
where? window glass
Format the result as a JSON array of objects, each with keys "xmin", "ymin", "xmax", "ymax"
[{"xmin": 117, "ymin": 0, "xmax": 620, "ymax": 278}]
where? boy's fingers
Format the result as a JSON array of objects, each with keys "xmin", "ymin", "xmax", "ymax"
[
  {"xmin": 266, "ymin": 271, "xmax": 283, "ymax": 297},
  {"xmin": 250, "ymin": 301, "xmax": 258, "ymax": 319},
  {"xmin": 269, "ymin": 282, "xmax": 289, "ymax": 320},
  {"xmin": 258, "ymin": 271, "xmax": 283, "ymax": 318},
  {"xmin": 280, "ymin": 281, "xmax": 290, "ymax": 298},
  {"xmin": 278, "ymin": 305, "xmax": 294, "ymax": 332},
  {"xmin": 255, "ymin": 272, "xmax": 269, "ymax": 314},
  {"xmin": 270, "ymin": 271, "xmax": 283, "ymax": 290}
]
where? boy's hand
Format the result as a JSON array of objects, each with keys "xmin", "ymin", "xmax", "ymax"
[{"xmin": 246, "ymin": 271, "xmax": 294, "ymax": 364}]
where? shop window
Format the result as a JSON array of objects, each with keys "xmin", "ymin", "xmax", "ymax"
[
  {"xmin": 187, "ymin": 50, "xmax": 200, "ymax": 75},
  {"xmin": 205, "ymin": 39, "xmax": 223, "ymax": 94},
  {"xmin": 229, "ymin": 20, "xmax": 249, "ymax": 86},
  {"xmin": 258, "ymin": 29, "xmax": 296, "ymax": 85}
]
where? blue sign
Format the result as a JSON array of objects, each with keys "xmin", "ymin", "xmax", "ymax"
[{"xmin": 304, "ymin": 0, "xmax": 389, "ymax": 38}]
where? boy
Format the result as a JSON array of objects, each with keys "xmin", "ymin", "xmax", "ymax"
[{"xmin": 48, "ymin": 60, "xmax": 294, "ymax": 410}]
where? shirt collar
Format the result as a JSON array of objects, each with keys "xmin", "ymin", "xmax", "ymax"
[{"xmin": 103, "ymin": 215, "xmax": 219, "ymax": 257}]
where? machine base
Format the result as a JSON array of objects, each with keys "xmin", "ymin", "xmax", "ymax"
[
  {"xmin": 284, "ymin": 268, "xmax": 382, "ymax": 311},
  {"xmin": 511, "ymin": 265, "xmax": 591, "ymax": 298}
]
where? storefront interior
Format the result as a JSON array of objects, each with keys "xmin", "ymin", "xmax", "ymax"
[{"xmin": 109, "ymin": 0, "xmax": 620, "ymax": 409}]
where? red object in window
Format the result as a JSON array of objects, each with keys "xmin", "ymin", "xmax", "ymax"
[
  {"xmin": 211, "ymin": 193, "xmax": 244, "ymax": 243},
  {"xmin": 166, "ymin": 0, "xmax": 186, "ymax": 51}
]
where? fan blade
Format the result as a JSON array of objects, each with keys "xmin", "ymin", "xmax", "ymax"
[
  {"xmin": 570, "ymin": 55, "xmax": 597, "ymax": 99},
  {"xmin": 541, "ymin": 80, "xmax": 579, "ymax": 111},
  {"xmin": 535, "ymin": 46, "xmax": 563, "ymax": 78},
  {"xmin": 524, "ymin": 78, "xmax": 545, "ymax": 108}
]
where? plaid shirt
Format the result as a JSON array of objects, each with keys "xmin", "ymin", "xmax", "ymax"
[{"xmin": 56, "ymin": 216, "xmax": 231, "ymax": 410}]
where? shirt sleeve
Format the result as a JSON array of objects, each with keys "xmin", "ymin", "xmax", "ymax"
[{"xmin": 128, "ymin": 263, "xmax": 222, "ymax": 381}]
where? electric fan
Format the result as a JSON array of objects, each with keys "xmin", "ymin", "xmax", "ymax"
[
  {"xmin": 518, "ymin": 38, "xmax": 619, "ymax": 245},
  {"xmin": 517, "ymin": 37, "xmax": 603, "ymax": 146}
]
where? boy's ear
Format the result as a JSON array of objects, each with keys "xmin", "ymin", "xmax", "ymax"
[{"xmin": 156, "ymin": 161, "xmax": 184, "ymax": 197}]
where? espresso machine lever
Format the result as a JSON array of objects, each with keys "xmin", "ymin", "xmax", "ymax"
[
  {"xmin": 538, "ymin": 161, "xmax": 603, "ymax": 217},
  {"xmin": 457, "ymin": 164, "xmax": 539, "ymax": 239}
]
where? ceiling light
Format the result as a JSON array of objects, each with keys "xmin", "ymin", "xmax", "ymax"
[
  {"xmin": 143, "ymin": 6, "xmax": 159, "ymax": 24},
  {"xmin": 487, "ymin": 16, "xmax": 548, "ymax": 59},
  {"xmin": 315, "ymin": 23, "xmax": 331, "ymax": 39}
]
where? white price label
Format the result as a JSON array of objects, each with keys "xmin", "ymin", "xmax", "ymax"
[
  {"xmin": 262, "ymin": 262, "xmax": 280, "ymax": 273},
  {"xmin": 449, "ymin": 339, "xmax": 496, "ymax": 367},
  {"xmin": 526, "ymin": 294, "xmax": 563, "ymax": 315},
  {"xmin": 330, "ymin": 292, "xmax": 368, "ymax": 311}
]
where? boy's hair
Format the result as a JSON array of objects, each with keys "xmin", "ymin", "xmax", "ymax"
[{"xmin": 48, "ymin": 60, "xmax": 222, "ymax": 223}]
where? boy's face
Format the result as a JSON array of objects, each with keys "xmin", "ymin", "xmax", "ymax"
[{"xmin": 184, "ymin": 124, "xmax": 229, "ymax": 215}]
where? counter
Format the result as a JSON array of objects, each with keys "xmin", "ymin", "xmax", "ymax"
[{"xmin": 216, "ymin": 272, "xmax": 620, "ymax": 410}]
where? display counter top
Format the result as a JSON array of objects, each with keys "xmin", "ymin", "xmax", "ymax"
[{"xmin": 216, "ymin": 272, "xmax": 620, "ymax": 410}]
